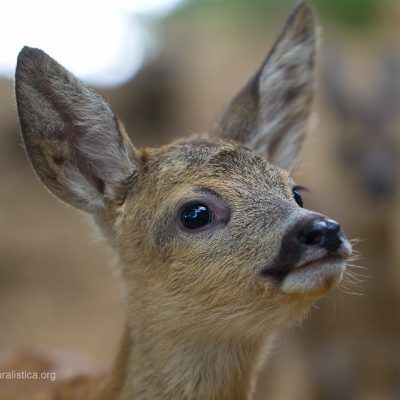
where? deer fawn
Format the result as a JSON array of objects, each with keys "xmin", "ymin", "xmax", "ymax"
[{"xmin": 6, "ymin": 2, "xmax": 352, "ymax": 399}]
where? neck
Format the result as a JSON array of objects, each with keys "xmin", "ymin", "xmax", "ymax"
[{"xmin": 102, "ymin": 324, "xmax": 273, "ymax": 400}]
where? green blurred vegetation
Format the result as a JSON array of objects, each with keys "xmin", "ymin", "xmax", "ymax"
[
  {"xmin": 174, "ymin": 0, "xmax": 382, "ymax": 28},
  {"xmin": 314, "ymin": 0, "xmax": 380, "ymax": 27}
]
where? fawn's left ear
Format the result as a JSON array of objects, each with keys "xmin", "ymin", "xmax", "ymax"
[
  {"xmin": 211, "ymin": 1, "xmax": 317, "ymax": 171},
  {"xmin": 15, "ymin": 47, "xmax": 138, "ymax": 213}
]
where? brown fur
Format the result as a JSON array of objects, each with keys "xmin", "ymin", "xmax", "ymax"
[{"xmin": 6, "ymin": 2, "xmax": 351, "ymax": 399}]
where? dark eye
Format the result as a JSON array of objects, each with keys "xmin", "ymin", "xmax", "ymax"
[
  {"xmin": 180, "ymin": 204, "xmax": 213, "ymax": 230},
  {"xmin": 293, "ymin": 188, "xmax": 304, "ymax": 207}
]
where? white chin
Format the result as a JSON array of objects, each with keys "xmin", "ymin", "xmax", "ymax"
[{"xmin": 280, "ymin": 259, "xmax": 346, "ymax": 296}]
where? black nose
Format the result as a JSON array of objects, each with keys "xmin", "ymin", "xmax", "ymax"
[{"xmin": 298, "ymin": 218, "xmax": 341, "ymax": 251}]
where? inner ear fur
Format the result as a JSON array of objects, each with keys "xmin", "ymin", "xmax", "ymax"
[{"xmin": 15, "ymin": 46, "xmax": 137, "ymax": 212}]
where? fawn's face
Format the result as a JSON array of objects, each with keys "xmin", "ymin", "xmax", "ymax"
[
  {"xmin": 15, "ymin": 3, "xmax": 351, "ymax": 339},
  {"xmin": 111, "ymin": 135, "xmax": 351, "ymax": 338}
]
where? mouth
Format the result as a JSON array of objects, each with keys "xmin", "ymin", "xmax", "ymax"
[
  {"xmin": 260, "ymin": 254, "xmax": 345, "ymax": 281},
  {"xmin": 260, "ymin": 246, "xmax": 351, "ymax": 296},
  {"xmin": 281, "ymin": 255, "xmax": 347, "ymax": 295},
  {"xmin": 293, "ymin": 254, "xmax": 345, "ymax": 273}
]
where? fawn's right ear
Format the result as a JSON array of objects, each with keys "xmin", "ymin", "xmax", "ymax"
[{"xmin": 15, "ymin": 47, "xmax": 138, "ymax": 213}]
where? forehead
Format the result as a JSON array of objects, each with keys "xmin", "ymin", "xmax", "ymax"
[{"xmin": 141, "ymin": 136, "xmax": 291, "ymax": 196}]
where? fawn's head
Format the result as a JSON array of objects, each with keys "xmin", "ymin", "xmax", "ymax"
[{"xmin": 15, "ymin": 3, "xmax": 351, "ymax": 343}]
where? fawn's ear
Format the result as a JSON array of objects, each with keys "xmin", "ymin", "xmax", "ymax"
[
  {"xmin": 211, "ymin": 2, "xmax": 316, "ymax": 171},
  {"xmin": 15, "ymin": 47, "xmax": 138, "ymax": 213}
]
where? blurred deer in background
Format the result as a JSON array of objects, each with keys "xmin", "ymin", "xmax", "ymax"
[
  {"xmin": 324, "ymin": 51, "xmax": 400, "ymax": 202},
  {"xmin": 2, "ymin": 3, "xmax": 353, "ymax": 400}
]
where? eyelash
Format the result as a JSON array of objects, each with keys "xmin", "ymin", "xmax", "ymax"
[{"xmin": 292, "ymin": 185, "xmax": 310, "ymax": 193}]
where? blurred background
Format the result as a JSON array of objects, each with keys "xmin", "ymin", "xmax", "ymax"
[{"xmin": 1, "ymin": 0, "xmax": 400, "ymax": 399}]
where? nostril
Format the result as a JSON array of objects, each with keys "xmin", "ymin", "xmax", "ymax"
[
  {"xmin": 298, "ymin": 218, "xmax": 341, "ymax": 248},
  {"xmin": 298, "ymin": 220, "xmax": 326, "ymax": 246}
]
